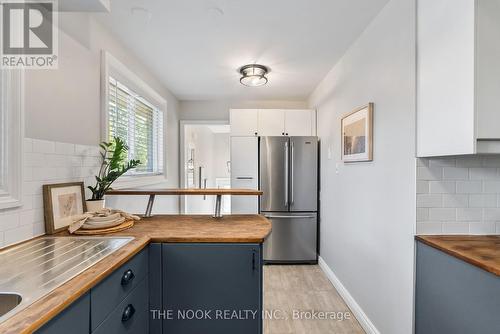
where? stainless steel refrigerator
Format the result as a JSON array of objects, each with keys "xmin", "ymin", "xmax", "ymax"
[{"xmin": 259, "ymin": 136, "xmax": 318, "ymax": 263}]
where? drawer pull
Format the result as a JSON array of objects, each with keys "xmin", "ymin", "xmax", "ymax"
[
  {"xmin": 121, "ymin": 269, "xmax": 135, "ymax": 286},
  {"xmin": 121, "ymin": 304, "xmax": 136, "ymax": 322}
]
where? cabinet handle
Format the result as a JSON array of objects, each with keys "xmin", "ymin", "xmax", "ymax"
[
  {"xmin": 236, "ymin": 176, "xmax": 254, "ymax": 180},
  {"xmin": 121, "ymin": 304, "xmax": 136, "ymax": 322},
  {"xmin": 252, "ymin": 250, "xmax": 256, "ymax": 271},
  {"xmin": 121, "ymin": 269, "xmax": 135, "ymax": 286}
]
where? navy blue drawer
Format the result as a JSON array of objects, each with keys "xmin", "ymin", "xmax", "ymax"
[
  {"xmin": 92, "ymin": 277, "xmax": 149, "ymax": 334},
  {"xmin": 91, "ymin": 247, "xmax": 148, "ymax": 330},
  {"xmin": 36, "ymin": 293, "xmax": 90, "ymax": 334}
]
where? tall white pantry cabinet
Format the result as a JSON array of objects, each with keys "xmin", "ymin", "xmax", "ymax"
[
  {"xmin": 229, "ymin": 109, "xmax": 316, "ymax": 213},
  {"xmin": 417, "ymin": 0, "xmax": 500, "ymax": 157}
]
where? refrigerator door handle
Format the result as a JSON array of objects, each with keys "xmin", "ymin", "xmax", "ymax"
[
  {"xmin": 284, "ymin": 141, "xmax": 289, "ymax": 206},
  {"xmin": 263, "ymin": 215, "xmax": 316, "ymax": 219},
  {"xmin": 290, "ymin": 140, "xmax": 294, "ymax": 205}
]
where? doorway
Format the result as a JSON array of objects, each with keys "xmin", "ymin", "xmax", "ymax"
[{"xmin": 180, "ymin": 121, "xmax": 231, "ymax": 214}]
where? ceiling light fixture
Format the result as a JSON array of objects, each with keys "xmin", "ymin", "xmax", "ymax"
[{"xmin": 239, "ymin": 64, "xmax": 269, "ymax": 87}]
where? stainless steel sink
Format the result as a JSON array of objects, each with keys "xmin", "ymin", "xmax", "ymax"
[
  {"xmin": 0, "ymin": 293, "xmax": 21, "ymax": 318},
  {"xmin": 0, "ymin": 236, "xmax": 133, "ymax": 324}
]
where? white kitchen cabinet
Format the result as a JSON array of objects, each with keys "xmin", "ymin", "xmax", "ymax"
[
  {"xmin": 257, "ymin": 109, "xmax": 285, "ymax": 136},
  {"xmin": 230, "ymin": 137, "xmax": 259, "ymax": 214},
  {"xmin": 285, "ymin": 109, "xmax": 316, "ymax": 136},
  {"xmin": 230, "ymin": 109, "xmax": 259, "ymax": 136},
  {"xmin": 417, "ymin": 0, "xmax": 500, "ymax": 157}
]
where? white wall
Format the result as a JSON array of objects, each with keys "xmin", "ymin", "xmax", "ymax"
[
  {"xmin": 180, "ymin": 99, "xmax": 308, "ymax": 121},
  {"xmin": 308, "ymin": 0, "xmax": 416, "ymax": 333},
  {"xmin": 23, "ymin": 13, "xmax": 180, "ymax": 214}
]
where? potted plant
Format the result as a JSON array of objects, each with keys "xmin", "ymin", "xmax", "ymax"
[{"xmin": 86, "ymin": 137, "xmax": 140, "ymax": 212}]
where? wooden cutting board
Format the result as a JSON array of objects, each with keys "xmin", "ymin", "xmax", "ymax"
[{"xmin": 72, "ymin": 220, "xmax": 134, "ymax": 235}]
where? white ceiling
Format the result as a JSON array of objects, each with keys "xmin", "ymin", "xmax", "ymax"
[{"xmin": 96, "ymin": 0, "xmax": 389, "ymax": 101}]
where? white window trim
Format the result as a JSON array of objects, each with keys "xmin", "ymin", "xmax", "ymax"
[
  {"xmin": 0, "ymin": 70, "xmax": 24, "ymax": 209},
  {"xmin": 101, "ymin": 51, "xmax": 167, "ymax": 189}
]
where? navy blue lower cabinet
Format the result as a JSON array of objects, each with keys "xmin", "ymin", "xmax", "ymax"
[
  {"xmin": 415, "ymin": 241, "xmax": 500, "ymax": 334},
  {"xmin": 35, "ymin": 293, "xmax": 90, "ymax": 334},
  {"xmin": 161, "ymin": 243, "xmax": 262, "ymax": 334}
]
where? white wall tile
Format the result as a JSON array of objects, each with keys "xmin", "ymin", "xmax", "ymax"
[
  {"xmin": 483, "ymin": 181, "xmax": 500, "ymax": 193},
  {"xmin": 55, "ymin": 142, "xmax": 75, "ymax": 155},
  {"xmin": 429, "ymin": 181, "xmax": 455, "ymax": 194},
  {"xmin": 456, "ymin": 208, "xmax": 482, "ymax": 221},
  {"xmin": 469, "ymin": 194, "xmax": 496, "ymax": 208},
  {"xmin": 416, "ymin": 181, "xmax": 429, "ymax": 194},
  {"xmin": 442, "ymin": 194, "xmax": 468, "ymax": 208},
  {"xmin": 456, "ymin": 181, "xmax": 482, "ymax": 194},
  {"xmin": 417, "ymin": 157, "xmax": 500, "ymax": 235},
  {"xmin": 442, "ymin": 167, "xmax": 468, "ymax": 180},
  {"xmin": 417, "ymin": 166, "xmax": 443, "ymax": 180},
  {"xmin": 469, "ymin": 222, "xmax": 495, "ymax": 234},
  {"xmin": 0, "ymin": 138, "xmax": 100, "ymax": 249},
  {"xmin": 442, "ymin": 222, "xmax": 470, "ymax": 234},
  {"xmin": 416, "ymin": 222, "xmax": 442, "ymax": 234},
  {"xmin": 417, "ymin": 194, "xmax": 442, "ymax": 208},
  {"xmin": 429, "ymin": 208, "xmax": 456, "ymax": 221},
  {"xmin": 32, "ymin": 139, "xmax": 55, "ymax": 154}
]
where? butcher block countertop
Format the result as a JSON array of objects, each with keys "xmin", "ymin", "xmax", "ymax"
[
  {"xmin": 416, "ymin": 235, "xmax": 500, "ymax": 277},
  {"xmin": 0, "ymin": 215, "xmax": 271, "ymax": 334}
]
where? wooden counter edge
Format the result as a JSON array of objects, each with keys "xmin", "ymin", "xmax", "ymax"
[{"xmin": 415, "ymin": 235, "xmax": 500, "ymax": 277}]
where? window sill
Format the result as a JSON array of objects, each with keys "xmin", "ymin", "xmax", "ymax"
[{"xmin": 110, "ymin": 174, "xmax": 167, "ymax": 190}]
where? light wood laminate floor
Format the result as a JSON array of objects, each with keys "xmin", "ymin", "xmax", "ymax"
[{"xmin": 263, "ymin": 265, "xmax": 365, "ymax": 334}]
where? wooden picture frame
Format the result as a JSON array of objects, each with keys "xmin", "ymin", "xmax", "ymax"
[
  {"xmin": 341, "ymin": 103, "xmax": 374, "ymax": 163},
  {"xmin": 43, "ymin": 182, "xmax": 87, "ymax": 234}
]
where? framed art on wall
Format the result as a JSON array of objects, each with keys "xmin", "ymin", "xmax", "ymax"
[
  {"xmin": 341, "ymin": 103, "xmax": 374, "ymax": 162},
  {"xmin": 43, "ymin": 182, "xmax": 87, "ymax": 234}
]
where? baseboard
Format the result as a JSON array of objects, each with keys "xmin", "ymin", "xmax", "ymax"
[{"xmin": 318, "ymin": 256, "xmax": 380, "ymax": 334}]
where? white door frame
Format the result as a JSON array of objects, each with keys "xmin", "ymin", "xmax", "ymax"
[{"xmin": 179, "ymin": 119, "xmax": 230, "ymax": 213}]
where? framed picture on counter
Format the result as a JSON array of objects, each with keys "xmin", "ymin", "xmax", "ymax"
[
  {"xmin": 43, "ymin": 182, "xmax": 87, "ymax": 234},
  {"xmin": 341, "ymin": 103, "xmax": 373, "ymax": 163}
]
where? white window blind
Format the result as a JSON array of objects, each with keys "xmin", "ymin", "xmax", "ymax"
[{"xmin": 108, "ymin": 76, "xmax": 164, "ymax": 175}]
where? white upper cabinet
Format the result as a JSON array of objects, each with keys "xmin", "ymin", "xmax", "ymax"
[
  {"xmin": 285, "ymin": 109, "xmax": 316, "ymax": 136},
  {"xmin": 230, "ymin": 109, "xmax": 316, "ymax": 137},
  {"xmin": 417, "ymin": 0, "xmax": 500, "ymax": 157},
  {"xmin": 258, "ymin": 109, "xmax": 285, "ymax": 136},
  {"xmin": 230, "ymin": 109, "xmax": 259, "ymax": 136}
]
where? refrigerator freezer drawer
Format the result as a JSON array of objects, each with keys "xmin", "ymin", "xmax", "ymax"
[{"xmin": 263, "ymin": 213, "xmax": 317, "ymax": 262}]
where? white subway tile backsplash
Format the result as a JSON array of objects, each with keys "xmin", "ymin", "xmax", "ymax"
[
  {"xmin": 456, "ymin": 208, "xmax": 482, "ymax": 221},
  {"xmin": 483, "ymin": 181, "xmax": 500, "ymax": 194},
  {"xmin": 442, "ymin": 222, "xmax": 470, "ymax": 234},
  {"xmin": 55, "ymin": 142, "xmax": 75, "ymax": 155},
  {"xmin": 417, "ymin": 156, "xmax": 500, "ymax": 235},
  {"xmin": 469, "ymin": 194, "xmax": 496, "ymax": 208},
  {"xmin": 417, "ymin": 208, "xmax": 429, "ymax": 222},
  {"xmin": 442, "ymin": 194, "xmax": 468, "ymax": 208},
  {"xmin": 32, "ymin": 139, "xmax": 55, "ymax": 154},
  {"xmin": 456, "ymin": 181, "xmax": 482, "ymax": 194},
  {"xmin": 469, "ymin": 222, "xmax": 495, "ymax": 234},
  {"xmin": 416, "ymin": 222, "xmax": 442, "ymax": 234},
  {"xmin": 417, "ymin": 166, "xmax": 443, "ymax": 180},
  {"xmin": 416, "ymin": 181, "xmax": 429, "ymax": 194},
  {"xmin": 417, "ymin": 194, "xmax": 442, "ymax": 208},
  {"xmin": 429, "ymin": 208, "xmax": 456, "ymax": 221},
  {"xmin": 483, "ymin": 208, "xmax": 500, "ymax": 221},
  {"xmin": 0, "ymin": 138, "xmax": 100, "ymax": 249},
  {"xmin": 443, "ymin": 167, "xmax": 468, "ymax": 180},
  {"xmin": 429, "ymin": 181, "xmax": 455, "ymax": 194},
  {"xmin": 469, "ymin": 168, "xmax": 500, "ymax": 180}
]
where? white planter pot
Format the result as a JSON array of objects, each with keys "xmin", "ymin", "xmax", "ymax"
[{"xmin": 85, "ymin": 199, "xmax": 105, "ymax": 212}]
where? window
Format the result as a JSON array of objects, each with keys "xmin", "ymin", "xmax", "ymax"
[{"xmin": 107, "ymin": 77, "xmax": 164, "ymax": 176}]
